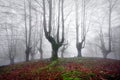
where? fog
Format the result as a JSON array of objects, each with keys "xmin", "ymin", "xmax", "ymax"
[{"xmin": 0, "ymin": 0, "xmax": 120, "ymax": 66}]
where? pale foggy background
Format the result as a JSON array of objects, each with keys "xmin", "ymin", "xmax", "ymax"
[{"xmin": 0, "ymin": 0, "xmax": 120, "ymax": 66}]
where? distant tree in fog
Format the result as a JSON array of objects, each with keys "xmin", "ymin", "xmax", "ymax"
[
  {"xmin": 38, "ymin": 25, "xmax": 43, "ymax": 60},
  {"xmin": 4, "ymin": 23, "xmax": 18, "ymax": 64},
  {"xmin": 75, "ymin": 0, "xmax": 88, "ymax": 57},
  {"xmin": 99, "ymin": 0, "xmax": 118, "ymax": 59},
  {"xmin": 24, "ymin": 0, "xmax": 32, "ymax": 61}
]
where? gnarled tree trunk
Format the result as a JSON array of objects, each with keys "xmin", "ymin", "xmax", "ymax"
[
  {"xmin": 76, "ymin": 43, "xmax": 82, "ymax": 57},
  {"xmin": 42, "ymin": 0, "xmax": 65, "ymax": 61},
  {"xmin": 75, "ymin": 0, "xmax": 86, "ymax": 57},
  {"xmin": 25, "ymin": 47, "xmax": 31, "ymax": 61},
  {"xmin": 24, "ymin": 0, "xmax": 32, "ymax": 61}
]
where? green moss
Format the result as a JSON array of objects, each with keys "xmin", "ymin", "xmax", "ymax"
[
  {"xmin": 62, "ymin": 71, "xmax": 96, "ymax": 80},
  {"xmin": 57, "ymin": 66, "xmax": 65, "ymax": 71},
  {"xmin": 35, "ymin": 60, "xmax": 59, "ymax": 74},
  {"xmin": 48, "ymin": 60, "xmax": 58, "ymax": 67},
  {"xmin": 62, "ymin": 71, "xmax": 81, "ymax": 80}
]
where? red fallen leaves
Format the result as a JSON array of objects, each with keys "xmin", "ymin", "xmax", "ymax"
[
  {"xmin": 0, "ymin": 61, "xmax": 49, "ymax": 80},
  {"xmin": 89, "ymin": 59, "xmax": 120, "ymax": 79},
  {"xmin": 0, "ymin": 58, "xmax": 120, "ymax": 80},
  {"xmin": 38, "ymin": 70, "xmax": 63, "ymax": 80},
  {"xmin": 65, "ymin": 62, "xmax": 91, "ymax": 73}
]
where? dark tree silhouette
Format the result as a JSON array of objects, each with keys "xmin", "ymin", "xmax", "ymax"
[{"xmin": 43, "ymin": 0, "xmax": 65, "ymax": 60}]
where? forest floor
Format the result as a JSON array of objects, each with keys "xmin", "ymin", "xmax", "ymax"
[{"xmin": 0, "ymin": 57, "xmax": 120, "ymax": 80}]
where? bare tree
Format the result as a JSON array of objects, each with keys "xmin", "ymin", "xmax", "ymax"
[
  {"xmin": 93, "ymin": 14, "xmax": 112, "ymax": 59},
  {"xmin": 43, "ymin": 0, "xmax": 65, "ymax": 61},
  {"xmin": 36, "ymin": 11, "xmax": 44, "ymax": 60},
  {"xmin": 4, "ymin": 23, "xmax": 18, "ymax": 64},
  {"xmin": 0, "ymin": 0, "xmax": 24, "ymax": 64},
  {"xmin": 98, "ymin": 0, "xmax": 118, "ymax": 58},
  {"xmin": 30, "ymin": 8, "xmax": 40, "ymax": 60},
  {"xmin": 24, "ymin": 0, "xmax": 32, "ymax": 61},
  {"xmin": 75, "ymin": 0, "xmax": 87, "ymax": 57}
]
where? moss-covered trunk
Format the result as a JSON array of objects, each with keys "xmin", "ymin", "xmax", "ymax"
[
  {"xmin": 77, "ymin": 48, "xmax": 82, "ymax": 57},
  {"xmin": 51, "ymin": 49, "xmax": 58, "ymax": 61},
  {"xmin": 25, "ymin": 47, "xmax": 31, "ymax": 61},
  {"xmin": 76, "ymin": 42, "xmax": 83, "ymax": 57},
  {"xmin": 51, "ymin": 43, "xmax": 60, "ymax": 61}
]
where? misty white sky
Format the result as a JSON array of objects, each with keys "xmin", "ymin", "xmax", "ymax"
[{"xmin": 0, "ymin": 0, "xmax": 120, "ymax": 66}]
